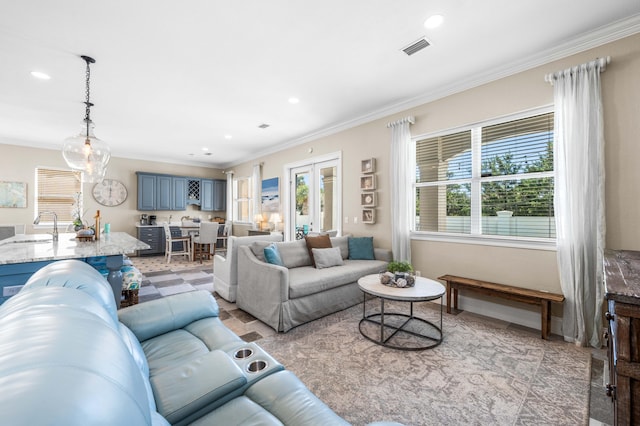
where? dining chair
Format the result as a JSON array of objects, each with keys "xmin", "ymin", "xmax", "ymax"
[
  {"xmin": 163, "ymin": 223, "xmax": 191, "ymax": 264},
  {"xmin": 192, "ymin": 222, "xmax": 219, "ymax": 263},
  {"xmin": 217, "ymin": 221, "xmax": 232, "ymax": 252}
]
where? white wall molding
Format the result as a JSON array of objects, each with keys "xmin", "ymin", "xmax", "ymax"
[{"xmin": 229, "ymin": 14, "xmax": 640, "ymax": 168}]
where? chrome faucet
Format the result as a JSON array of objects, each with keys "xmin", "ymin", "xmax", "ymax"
[{"xmin": 34, "ymin": 211, "xmax": 58, "ymax": 241}]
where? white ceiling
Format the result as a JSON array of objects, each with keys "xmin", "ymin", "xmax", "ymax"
[{"xmin": 1, "ymin": 1, "xmax": 639, "ymax": 169}]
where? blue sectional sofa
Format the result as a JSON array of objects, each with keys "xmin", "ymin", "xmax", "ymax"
[{"xmin": 0, "ymin": 259, "xmax": 401, "ymax": 425}]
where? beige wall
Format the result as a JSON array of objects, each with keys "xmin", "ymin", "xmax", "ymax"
[
  {"xmin": 0, "ymin": 144, "xmax": 224, "ymax": 237},
  {"xmin": 232, "ymin": 33, "xmax": 640, "ymax": 297}
]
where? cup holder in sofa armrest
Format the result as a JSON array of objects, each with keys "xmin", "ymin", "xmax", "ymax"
[
  {"xmin": 247, "ymin": 360, "xmax": 268, "ymax": 373},
  {"xmin": 227, "ymin": 342, "xmax": 284, "ymax": 386},
  {"xmin": 234, "ymin": 348, "xmax": 254, "ymax": 359},
  {"xmin": 150, "ymin": 350, "xmax": 247, "ymax": 425}
]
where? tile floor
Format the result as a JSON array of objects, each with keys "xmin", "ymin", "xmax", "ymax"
[{"xmin": 129, "ymin": 254, "xmax": 614, "ymax": 425}]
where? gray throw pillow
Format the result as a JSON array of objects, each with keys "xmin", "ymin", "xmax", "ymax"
[
  {"xmin": 250, "ymin": 241, "xmax": 272, "ymax": 262},
  {"xmin": 312, "ymin": 247, "xmax": 344, "ymax": 269},
  {"xmin": 330, "ymin": 236, "xmax": 349, "ymax": 259}
]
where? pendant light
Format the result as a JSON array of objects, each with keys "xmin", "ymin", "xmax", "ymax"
[{"xmin": 62, "ymin": 55, "xmax": 110, "ymax": 183}]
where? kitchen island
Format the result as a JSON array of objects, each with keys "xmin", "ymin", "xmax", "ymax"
[{"xmin": 0, "ymin": 232, "xmax": 150, "ymax": 306}]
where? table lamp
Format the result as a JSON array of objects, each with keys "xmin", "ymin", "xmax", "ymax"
[{"xmin": 269, "ymin": 213, "xmax": 281, "ymax": 231}]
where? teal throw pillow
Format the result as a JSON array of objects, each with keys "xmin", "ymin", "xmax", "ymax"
[
  {"xmin": 348, "ymin": 237, "xmax": 375, "ymax": 260},
  {"xmin": 264, "ymin": 243, "xmax": 284, "ymax": 266}
]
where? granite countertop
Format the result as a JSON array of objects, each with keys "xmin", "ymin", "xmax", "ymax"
[
  {"xmin": 0, "ymin": 232, "xmax": 150, "ymax": 265},
  {"xmin": 604, "ymin": 249, "xmax": 640, "ymax": 305}
]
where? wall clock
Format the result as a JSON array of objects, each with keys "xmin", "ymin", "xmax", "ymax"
[{"xmin": 92, "ymin": 179, "xmax": 128, "ymax": 207}]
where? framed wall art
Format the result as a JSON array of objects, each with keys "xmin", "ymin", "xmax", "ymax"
[
  {"xmin": 361, "ymin": 192, "xmax": 377, "ymax": 207},
  {"xmin": 362, "ymin": 208, "xmax": 376, "ymax": 224},
  {"xmin": 360, "ymin": 175, "xmax": 376, "ymax": 191},
  {"xmin": 361, "ymin": 158, "xmax": 376, "ymax": 174},
  {"xmin": 261, "ymin": 177, "xmax": 279, "ymax": 213},
  {"xmin": 0, "ymin": 181, "xmax": 27, "ymax": 208}
]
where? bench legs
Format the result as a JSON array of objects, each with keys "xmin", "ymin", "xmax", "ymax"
[
  {"xmin": 541, "ymin": 300, "xmax": 551, "ymax": 340},
  {"xmin": 444, "ymin": 280, "xmax": 554, "ymax": 340},
  {"xmin": 445, "ymin": 283, "xmax": 459, "ymax": 314}
]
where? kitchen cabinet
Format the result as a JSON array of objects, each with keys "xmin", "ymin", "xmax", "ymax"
[
  {"xmin": 213, "ymin": 179, "xmax": 226, "ymax": 211},
  {"xmin": 137, "ymin": 226, "xmax": 164, "ymax": 255},
  {"xmin": 156, "ymin": 175, "xmax": 172, "ymax": 210},
  {"xmin": 187, "ymin": 178, "xmax": 201, "ymax": 205},
  {"xmin": 604, "ymin": 250, "xmax": 640, "ymax": 425},
  {"xmin": 137, "ymin": 173, "xmax": 156, "ymax": 211},
  {"xmin": 201, "ymin": 179, "xmax": 214, "ymax": 211},
  {"xmin": 200, "ymin": 179, "xmax": 226, "ymax": 211},
  {"xmin": 137, "ymin": 172, "xmax": 187, "ymax": 211},
  {"xmin": 137, "ymin": 172, "xmax": 224, "ymax": 212}
]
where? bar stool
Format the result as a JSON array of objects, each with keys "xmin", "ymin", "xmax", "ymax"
[
  {"xmin": 163, "ymin": 223, "xmax": 191, "ymax": 263},
  {"xmin": 192, "ymin": 222, "xmax": 218, "ymax": 263}
]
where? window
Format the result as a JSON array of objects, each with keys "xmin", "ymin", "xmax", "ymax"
[
  {"xmin": 35, "ymin": 167, "xmax": 82, "ymax": 224},
  {"xmin": 414, "ymin": 109, "xmax": 555, "ymax": 243},
  {"xmin": 233, "ymin": 176, "xmax": 251, "ymax": 223}
]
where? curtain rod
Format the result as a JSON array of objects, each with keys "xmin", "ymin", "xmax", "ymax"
[
  {"xmin": 544, "ymin": 56, "xmax": 611, "ymax": 83},
  {"xmin": 387, "ymin": 116, "xmax": 415, "ymax": 128}
]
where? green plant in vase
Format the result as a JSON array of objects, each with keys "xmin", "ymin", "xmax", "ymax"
[{"xmin": 385, "ymin": 260, "xmax": 415, "ymax": 287}]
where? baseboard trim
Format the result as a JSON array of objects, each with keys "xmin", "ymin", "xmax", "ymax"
[{"xmin": 430, "ymin": 294, "xmax": 562, "ymax": 336}]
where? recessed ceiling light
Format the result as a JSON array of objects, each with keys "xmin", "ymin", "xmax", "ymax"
[
  {"xmin": 201, "ymin": 147, "xmax": 209, "ymax": 151},
  {"xmin": 30, "ymin": 71, "xmax": 51, "ymax": 80},
  {"xmin": 424, "ymin": 14, "xmax": 444, "ymax": 29},
  {"xmin": 288, "ymin": 97, "xmax": 300, "ymax": 104},
  {"xmin": 224, "ymin": 134, "xmax": 232, "ymax": 140}
]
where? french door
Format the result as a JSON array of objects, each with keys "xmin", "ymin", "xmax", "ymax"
[{"xmin": 285, "ymin": 153, "xmax": 341, "ymax": 240}]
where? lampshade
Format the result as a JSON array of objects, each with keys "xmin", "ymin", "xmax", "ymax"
[
  {"xmin": 62, "ymin": 55, "xmax": 110, "ymax": 183},
  {"xmin": 62, "ymin": 119, "xmax": 110, "ymax": 183},
  {"xmin": 254, "ymin": 213, "xmax": 264, "ymax": 223},
  {"xmin": 269, "ymin": 213, "xmax": 281, "ymax": 224}
]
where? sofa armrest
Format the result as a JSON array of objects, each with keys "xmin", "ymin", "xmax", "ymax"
[
  {"xmin": 150, "ymin": 350, "xmax": 246, "ymax": 425},
  {"xmin": 374, "ymin": 248, "xmax": 392, "ymax": 262},
  {"xmin": 213, "ymin": 254, "xmax": 231, "ymax": 284},
  {"xmin": 118, "ymin": 290, "xmax": 219, "ymax": 342},
  {"xmin": 236, "ymin": 246, "xmax": 290, "ymax": 330},
  {"xmin": 237, "ymin": 246, "xmax": 290, "ymax": 302},
  {"xmin": 245, "ymin": 370, "xmax": 350, "ymax": 425}
]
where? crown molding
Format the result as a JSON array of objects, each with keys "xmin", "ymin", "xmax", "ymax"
[{"xmin": 231, "ymin": 13, "xmax": 640, "ymax": 168}]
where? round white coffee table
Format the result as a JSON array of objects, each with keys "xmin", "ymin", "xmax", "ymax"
[{"xmin": 358, "ymin": 274, "xmax": 445, "ymax": 350}]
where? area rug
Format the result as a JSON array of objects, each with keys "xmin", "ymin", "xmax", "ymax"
[{"xmin": 258, "ymin": 302, "xmax": 591, "ymax": 426}]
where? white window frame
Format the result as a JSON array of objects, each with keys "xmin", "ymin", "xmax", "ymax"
[
  {"xmin": 232, "ymin": 176, "xmax": 252, "ymax": 224},
  {"xmin": 34, "ymin": 167, "xmax": 82, "ymax": 227},
  {"xmin": 411, "ymin": 106, "xmax": 556, "ymax": 251}
]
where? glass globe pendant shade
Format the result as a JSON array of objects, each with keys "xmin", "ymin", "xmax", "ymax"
[{"xmin": 62, "ymin": 119, "xmax": 111, "ymax": 183}]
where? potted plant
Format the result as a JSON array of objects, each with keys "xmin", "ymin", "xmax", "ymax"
[
  {"xmin": 387, "ymin": 260, "xmax": 413, "ymax": 276},
  {"xmin": 382, "ymin": 261, "xmax": 415, "ymax": 287}
]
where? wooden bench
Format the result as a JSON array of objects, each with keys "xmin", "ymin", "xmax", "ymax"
[{"xmin": 438, "ymin": 274, "xmax": 565, "ymax": 340}]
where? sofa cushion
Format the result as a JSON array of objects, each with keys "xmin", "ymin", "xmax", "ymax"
[
  {"xmin": 330, "ymin": 236, "xmax": 349, "ymax": 259},
  {"xmin": 275, "ymin": 240, "xmax": 312, "ymax": 268},
  {"xmin": 348, "ymin": 237, "xmax": 375, "ymax": 260},
  {"xmin": 304, "ymin": 234, "xmax": 332, "ymax": 267},
  {"xmin": 250, "ymin": 241, "xmax": 272, "ymax": 262},
  {"xmin": 189, "ymin": 396, "xmax": 284, "ymax": 426},
  {"xmin": 264, "ymin": 243, "xmax": 284, "ymax": 266},
  {"xmin": 312, "ymin": 247, "xmax": 344, "ymax": 269},
  {"xmin": 287, "ymin": 259, "xmax": 388, "ymax": 298},
  {"xmin": 150, "ymin": 350, "xmax": 247, "ymax": 425}
]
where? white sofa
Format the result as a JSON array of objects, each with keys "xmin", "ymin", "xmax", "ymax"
[
  {"xmin": 237, "ymin": 236, "xmax": 391, "ymax": 332},
  {"xmin": 213, "ymin": 234, "xmax": 283, "ymax": 302}
]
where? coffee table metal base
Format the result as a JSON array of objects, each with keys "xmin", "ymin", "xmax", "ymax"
[{"xmin": 359, "ymin": 296, "xmax": 443, "ymax": 351}]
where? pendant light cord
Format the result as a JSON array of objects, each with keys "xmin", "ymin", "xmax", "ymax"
[{"xmin": 81, "ymin": 55, "xmax": 95, "ymax": 139}]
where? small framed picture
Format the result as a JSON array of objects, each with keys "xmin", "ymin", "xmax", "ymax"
[
  {"xmin": 361, "ymin": 192, "xmax": 377, "ymax": 207},
  {"xmin": 362, "ymin": 209, "xmax": 376, "ymax": 224},
  {"xmin": 361, "ymin": 158, "xmax": 376, "ymax": 174},
  {"xmin": 360, "ymin": 175, "xmax": 376, "ymax": 191}
]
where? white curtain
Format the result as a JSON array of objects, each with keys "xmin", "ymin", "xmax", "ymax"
[
  {"xmin": 225, "ymin": 171, "xmax": 233, "ymax": 223},
  {"xmin": 548, "ymin": 57, "xmax": 608, "ymax": 348},
  {"xmin": 251, "ymin": 164, "xmax": 262, "ymax": 225},
  {"xmin": 388, "ymin": 116, "xmax": 415, "ymax": 263}
]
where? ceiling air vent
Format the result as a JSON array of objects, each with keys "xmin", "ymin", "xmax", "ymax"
[
  {"xmin": 258, "ymin": 123, "xmax": 270, "ymax": 129},
  {"xmin": 402, "ymin": 37, "xmax": 431, "ymax": 56}
]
